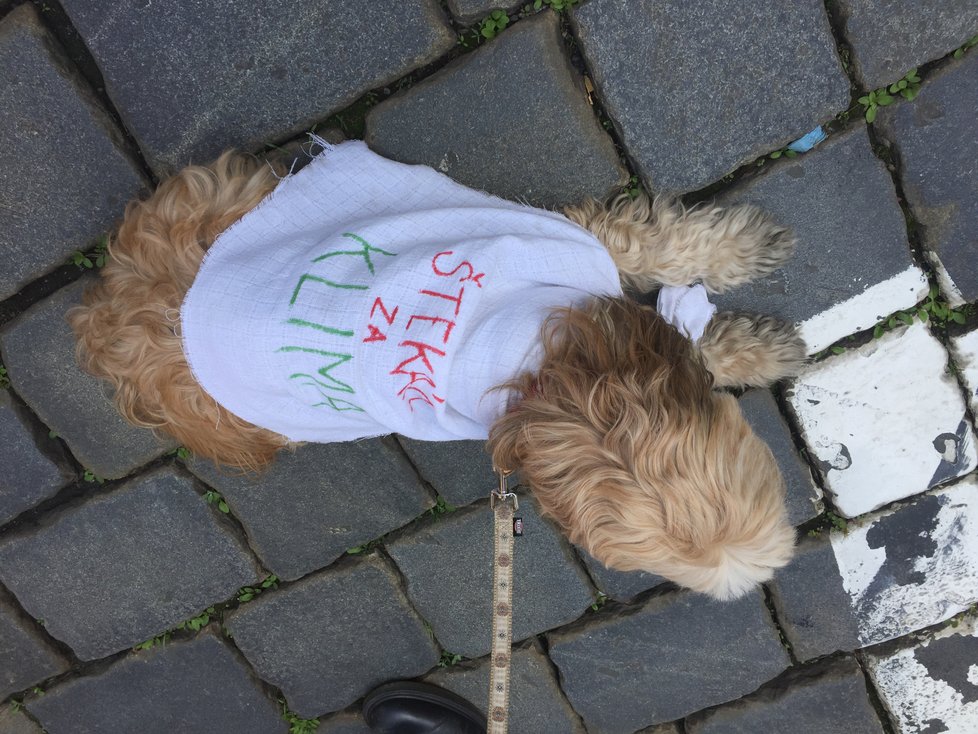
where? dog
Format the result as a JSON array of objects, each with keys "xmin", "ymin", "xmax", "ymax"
[{"xmin": 69, "ymin": 140, "xmax": 805, "ymax": 601}]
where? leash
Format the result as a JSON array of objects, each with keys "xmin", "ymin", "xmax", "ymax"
[{"xmin": 488, "ymin": 468, "xmax": 520, "ymax": 733}]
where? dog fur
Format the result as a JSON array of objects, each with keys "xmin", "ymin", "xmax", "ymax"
[{"xmin": 70, "ymin": 151, "xmax": 806, "ymax": 601}]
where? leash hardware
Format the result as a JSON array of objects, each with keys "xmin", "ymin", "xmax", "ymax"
[{"xmin": 490, "ymin": 468, "xmax": 518, "ymax": 511}]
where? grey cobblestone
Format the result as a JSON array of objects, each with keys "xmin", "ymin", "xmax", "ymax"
[
  {"xmin": 0, "ymin": 390, "xmax": 74, "ymax": 526},
  {"xmin": 835, "ymin": 0, "xmax": 978, "ymax": 89},
  {"xmin": 876, "ymin": 51, "xmax": 978, "ymax": 304},
  {"xmin": 397, "ymin": 437, "xmax": 496, "ymax": 507},
  {"xmin": 366, "ymin": 11, "xmax": 625, "ymax": 207},
  {"xmin": 425, "ymin": 640, "xmax": 586, "ymax": 734},
  {"xmin": 0, "ymin": 4, "xmax": 144, "ymax": 301},
  {"xmin": 59, "ymin": 0, "xmax": 456, "ymax": 174},
  {"xmin": 0, "ymin": 593, "xmax": 69, "ymax": 701},
  {"xmin": 0, "ymin": 705, "xmax": 43, "ymax": 734},
  {"xmin": 572, "ymin": 0, "xmax": 850, "ymax": 194},
  {"xmin": 447, "ymin": 1, "xmax": 521, "ymax": 25},
  {"xmin": 385, "ymin": 496, "xmax": 594, "ymax": 658},
  {"xmin": 26, "ymin": 630, "xmax": 286, "ymax": 734},
  {"xmin": 0, "ymin": 467, "xmax": 261, "ymax": 660},
  {"xmin": 685, "ymin": 656, "xmax": 884, "ymax": 734},
  {"xmin": 0, "ymin": 279, "xmax": 176, "ymax": 480},
  {"xmin": 318, "ymin": 711, "xmax": 372, "ymax": 734},
  {"xmin": 226, "ymin": 553, "xmax": 440, "ymax": 718},
  {"xmin": 548, "ymin": 590, "xmax": 791, "ymax": 733},
  {"xmin": 771, "ymin": 481, "xmax": 978, "ymax": 659},
  {"xmin": 577, "ymin": 548, "xmax": 665, "ymax": 603},
  {"xmin": 739, "ymin": 389, "xmax": 821, "ymax": 526},
  {"xmin": 714, "ymin": 126, "xmax": 924, "ymax": 354},
  {"xmin": 188, "ymin": 439, "xmax": 433, "ymax": 581}
]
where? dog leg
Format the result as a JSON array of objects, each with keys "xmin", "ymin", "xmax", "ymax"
[
  {"xmin": 564, "ymin": 194, "xmax": 794, "ymax": 293},
  {"xmin": 697, "ymin": 312, "xmax": 807, "ymax": 388}
]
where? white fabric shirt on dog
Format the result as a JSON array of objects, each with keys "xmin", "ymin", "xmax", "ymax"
[{"xmin": 181, "ymin": 140, "xmax": 714, "ymax": 443}]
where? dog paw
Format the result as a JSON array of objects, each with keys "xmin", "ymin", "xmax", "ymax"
[
  {"xmin": 699, "ymin": 206, "xmax": 796, "ymax": 294},
  {"xmin": 698, "ymin": 312, "xmax": 807, "ymax": 388}
]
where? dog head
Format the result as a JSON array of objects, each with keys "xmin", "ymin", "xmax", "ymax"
[{"xmin": 488, "ymin": 297, "xmax": 795, "ymax": 600}]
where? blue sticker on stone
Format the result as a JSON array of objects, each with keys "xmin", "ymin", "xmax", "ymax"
[{"xmin": 787, "ymin": 126, "xmax": 827, "ymax": 153}]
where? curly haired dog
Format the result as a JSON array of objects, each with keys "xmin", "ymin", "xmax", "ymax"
[{"xmin": 70, "ymin": 143, "xmax": 805, "ymax": 601}]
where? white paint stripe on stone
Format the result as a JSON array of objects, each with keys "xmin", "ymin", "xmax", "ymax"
[
  {"xmin": 949, "ymin": 328, "xmax": 978, "ymax": 416},
  {"xmin": 831, "ymin": 479, "xmax": 978, "ymax": 648},
  {"xmin": 927, "ymin": 250, "xmax": 968, "ymax": 309},
  {"xmin": 788, "ymin": 321, "xmax": 978, "ymax": 517},
  {"xmin": 866, "ymin": 615, "xmax": 978, "ymax": 734},
  {"xmin": 799, "ymin": 266, "xmax": 928, "ymax": 354}
]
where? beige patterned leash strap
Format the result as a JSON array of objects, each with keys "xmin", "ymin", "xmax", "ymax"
[{"xmin": 488, "ymin": 468, "xmax": 520, "ymax": 734}]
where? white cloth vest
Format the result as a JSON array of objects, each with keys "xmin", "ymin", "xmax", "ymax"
[{"xmin": 181, "ymin": 141, "xmax": 715, "ymax": 443}]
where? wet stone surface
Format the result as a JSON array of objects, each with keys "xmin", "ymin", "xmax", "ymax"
[
  {"xmin": 571, "ymin": 0, "xmax": 849, "ymax": 193},
  {"xmin": 26, "ymin": 631, "xmax": 286, "ymax": 734},
  {"xmin": 0, "ymin": 468, "xmax": 260, "ymax": 660},
  {"xmin": 0, "ymin": 5, "xmax": 144, "ymax": 302},
  {"xmin": 366, "ymin": 11, "xmax": 625, "ymax": 208}
]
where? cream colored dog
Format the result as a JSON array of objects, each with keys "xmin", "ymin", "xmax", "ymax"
[{"xmin": 70, "ymin": 149, "xmax": 805, "ymax": 600}]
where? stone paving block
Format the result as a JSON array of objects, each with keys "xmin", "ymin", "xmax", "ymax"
[
  {"xmin": 188, "ymin": 439, "xmax": 432, "ymax": 581},
  {"xmin": 27, "ymin": 630, "xmax": 285, "ymax": 734},
  {"xmin": 685, "ymin": 656, "xmax": 883, "ymax": 734},
  {"xmin": 425, "ymin": 640, "xmax": 586, "ymax": 734},
  {"xmin": 950, "ymin": 326, "xmax": 978, "ymax": 415},
  {"xmin": 787, "ymin": 322, "xmax": 977, "ymax": 517},
  {"xmin": 835, "ymin": 0, "xmax": 978, "ymax": 89},
  {"xmin": 386, "ymin": 495, "xmax": 594, "ymax": 658},
  {"xmin": 318, "ymin": 711, "xmax": 372, "ymax": 734},
  {"xmin": 739, "ymin": 389, "xmax": 822, "ymax": 525},
  {"xmin": 770, "ymin": 481, "xmax": 978, "ymax": 660},
  {"xmin": 877, "ymin": 52, "xmax": 978, "ymax": 305},
  {"xmin": 448, "ymin": 0, "xmax": 521, "ymax": 24},
  {"xmin": 571, "ymin": 0, "xmax": 849, "ymax": 194},
  {"xmin": 865, "ymin": 615, "xmax": 978, "ymax": 734},
  {"xmin": 713, "ymin": 127, "xmax": 928, "ymax": 354},
  {"xmin": 767, "ymin": 532, "xmax": 861, "ymax": 661},
  {"xmin": 0, "ymin": 705, "xmax": 43, "ymax": 734},
  {"xmin": 577, "ymin": 547, "xmax": 665, "ymax": 603},
  {"xmin": 0, "ymin": 5, "xmax": 144, "ymax": 302},
  {"xmin": 0, "ymin": 390, "xmax": 74, "ymax": 526},
  {"xmin": 0, "ymin": 279, "xmax": 176, "ymax": 480},
  {"xmin": 366, "ymin": 11, "xmax": 625, "ymax": 208},
  {"xmin": 548, "ymin": 590, "xmax": 790, "ymax": 733},
  {"xmin": 397, "ymin": 437, "xmax": 495, "ymax": 507},
  {"xmin": 0, "ymin": 593, "xmax": 69, "ymax": 700},
  {"xmin": 0, "ymin": 467, "xmax": 261, "ymax": 660},
  {"xmin": 60, "ymin": 0, "xmax": 456, "ymax": 174},
  {"xmin": 226, "ymin": 553, "xmax": 440, "ymax": 718},
  {"xmin": 636, "ymin": 725, "xmax": 679, "ymax": 734}
]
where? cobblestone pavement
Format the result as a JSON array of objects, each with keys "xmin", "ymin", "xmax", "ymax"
[{"xmin": 1, "ymin": 1, "xmax": 977, "ymax": 732}]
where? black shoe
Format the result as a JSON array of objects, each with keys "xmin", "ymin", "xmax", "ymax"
[{"xmin": 362, "ymin": 681, "xmax": 487, "ymax": 733}]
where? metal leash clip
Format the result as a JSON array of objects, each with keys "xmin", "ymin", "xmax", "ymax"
[{"xmin": 490, "ymin": 467, "xmax": 518, "ymax": 511}]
